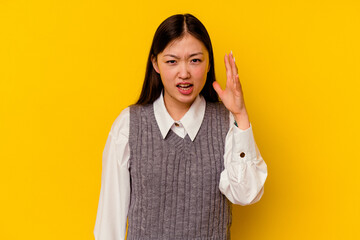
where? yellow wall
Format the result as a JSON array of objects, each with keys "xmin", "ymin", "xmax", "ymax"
[{"xmin": 1, "ymin": 0, "xmax": 359, "ymax": 239}]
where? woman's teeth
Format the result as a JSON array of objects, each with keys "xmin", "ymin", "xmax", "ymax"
[{"xmin": 177, "ymin": 84, "xmax": 193, "ymax": 89}]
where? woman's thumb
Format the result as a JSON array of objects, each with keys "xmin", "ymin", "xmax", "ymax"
[{"xmin": 212, "ymin": 81, "xmax": 224, "ymax": 99}]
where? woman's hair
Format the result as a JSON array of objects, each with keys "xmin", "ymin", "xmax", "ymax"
[{"xmin": 136, "ymin": 13, "xmax": 219, "ymax": 105}]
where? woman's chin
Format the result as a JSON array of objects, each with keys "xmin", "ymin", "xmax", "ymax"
[
  {"xmin": 164, "ymin": 90, "xmax": 199, "ymax": 108},
  {"xmin": 176, "ymin": 94, "xmax": 197, "ymax": 106}
]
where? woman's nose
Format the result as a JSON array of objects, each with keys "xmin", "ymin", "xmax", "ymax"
[{"xmin": 178, "ymin": 63, "xmax": 190, "ymax": 79}]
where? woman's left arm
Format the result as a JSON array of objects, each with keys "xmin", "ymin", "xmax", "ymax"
[{"xmin": 213, "ymin": 52, "xmax": 268, "ymax": 205}]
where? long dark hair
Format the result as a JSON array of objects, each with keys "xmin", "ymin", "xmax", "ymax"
[{"xmin": 136, "ymin": 14, "xmax": 219, "ymax": 105}]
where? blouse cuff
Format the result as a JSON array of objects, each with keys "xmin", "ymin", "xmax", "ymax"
[{"xmin": 231, "ymin": 122, "xmax": 256, "ymax": 163}]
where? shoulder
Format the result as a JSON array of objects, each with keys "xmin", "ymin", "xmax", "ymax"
[
  {"xmin": 128, "ymin": 103, "xmax": 154, "ymax": 122},
  {"xmin": 110, "ymin": 104, "xmax": 152, "ymax": 137},
  {"xmin": 109, "ymin": 107, "xmax": 130, "ymax": 140},
  {"xmin": 205, "ymin": 100, "xmax": 230, "ymax": 126},
  {"xmin": 206, "ymin": 101, "xmax": 229, "ymax": 114}
]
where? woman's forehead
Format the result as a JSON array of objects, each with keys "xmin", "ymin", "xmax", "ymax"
[{"xmin": 162, "ymin": 34, "xmax": 208, "ymax": 56}]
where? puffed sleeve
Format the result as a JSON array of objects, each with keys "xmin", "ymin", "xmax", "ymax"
[
  {"xmin": 219, "ymin": 112, "xmax": 268, "ymax": 206},
  {"xmin": 94, "ymin": 108, "xmax": 130, "ymax": 240}
]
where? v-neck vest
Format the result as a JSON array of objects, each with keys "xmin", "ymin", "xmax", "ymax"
[{"xmin": 127, "ymin": 101, "xmax": 232, "ymax": 240}]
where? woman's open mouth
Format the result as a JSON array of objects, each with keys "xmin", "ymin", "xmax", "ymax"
[{"xmin": 176, "ymin": 83, "xmax": 194, "ymax": 95}]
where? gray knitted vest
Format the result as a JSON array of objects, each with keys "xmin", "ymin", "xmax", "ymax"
[{"xmin": 127, "ymin": 101, "xmax": 232, "ymax": 240}]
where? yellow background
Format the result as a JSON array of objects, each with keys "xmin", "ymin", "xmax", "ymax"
[{"xmin": 1, "ymin": 0, "xmax": 359, "ymax": 239}]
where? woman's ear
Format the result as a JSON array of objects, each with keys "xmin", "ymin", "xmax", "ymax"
[{"xmin": 151, "ymin": 55, "xmax": 160, "ymax": 74}]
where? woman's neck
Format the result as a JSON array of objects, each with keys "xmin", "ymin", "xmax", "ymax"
[{"xmin": 163, "ymin": 96, "xmax": 193, "ymax": 121}]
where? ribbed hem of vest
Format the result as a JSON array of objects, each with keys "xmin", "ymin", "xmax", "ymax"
[{"xmin": 126, "ymin": 235, "xmax": 230, "ymax": 240}]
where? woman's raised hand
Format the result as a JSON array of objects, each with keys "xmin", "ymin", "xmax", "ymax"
[{"xmin": 212, "ymin": 51, "xmax": 250, "ymax": 130}]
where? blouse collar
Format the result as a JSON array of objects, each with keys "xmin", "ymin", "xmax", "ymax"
[{"xmin": 153, "ymin": 92, "xmax": 206, "ymax": 141}]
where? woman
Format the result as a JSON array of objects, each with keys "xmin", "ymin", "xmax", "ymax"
[{"xmin": 94, "ymin": 13, "xmax": 268, "ymax": 240}]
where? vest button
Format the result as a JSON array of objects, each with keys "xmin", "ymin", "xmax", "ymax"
[{"xmin": 240, "ymin": 152, "xmax": 245, "ymax": 158}]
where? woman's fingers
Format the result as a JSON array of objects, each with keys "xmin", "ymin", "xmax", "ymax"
[
  {"xmin": 235, "ymin": 74, "xmax": 242, "ymax": 92},
  {"xmin": 224, "ymin": 54, "xmax": 233, "ymax": 85},
  {"xmin": 225, "ymin": 52, "xmax": 240, "ymax": 87},
  {"xmin": 229, "ymin": 52, "xmax": 238, "ymax": 84},
  {"xmin": 230, "ymin": 51, "xmax": 239, "ymax": 88}
]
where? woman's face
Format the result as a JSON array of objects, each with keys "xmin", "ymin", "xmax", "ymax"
[{"xmin": 152, "ymin": 33, "xmax": 210, "ymax": 109}]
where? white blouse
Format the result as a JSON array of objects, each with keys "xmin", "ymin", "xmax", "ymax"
[{"xmin": 94, "ymin": 94, "xmax": 268, "ymax": 240}]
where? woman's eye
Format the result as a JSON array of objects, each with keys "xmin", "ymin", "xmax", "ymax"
[
  {"xmin": 166, "ymin": 60, "xmax": 176, "ymax": 64},
  {"xmin": 191, "ymin": 59, "xmax": 201, "ymax": 63}
]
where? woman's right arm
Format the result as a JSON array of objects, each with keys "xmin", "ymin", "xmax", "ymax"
[{"xmin": 94, "ymin": 108, "xmax": 131, "ymax": 240}]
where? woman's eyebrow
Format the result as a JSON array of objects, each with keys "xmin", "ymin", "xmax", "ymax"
[
  {"xmin": 189, "ymin": 52, "xmax": 203, "ymax": 57},
  {"xmin": 163, "ymin": 52, "xmax": 203, "ymax": 58}
]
